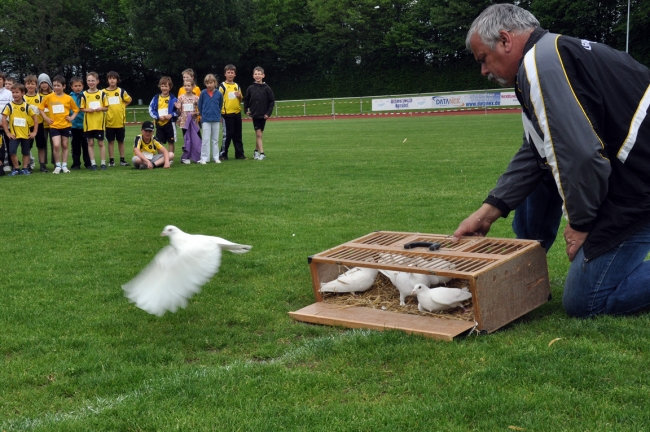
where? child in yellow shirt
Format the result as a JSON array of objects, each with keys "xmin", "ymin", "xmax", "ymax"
[
  {"xmin": 2, "ymin": 84, "xmax": 39, "ymax": 175},
  {"xmin": 104, "ymin": 71, "xmax": 132, "ymax": 166}
]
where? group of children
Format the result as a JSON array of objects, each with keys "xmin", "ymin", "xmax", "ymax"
[{"xmin": 0, "ymin": 64, "xmax": 275, "ymax": 176}]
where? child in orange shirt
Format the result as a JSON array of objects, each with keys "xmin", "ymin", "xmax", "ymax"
[{"xmin": 39, "ymin": 76, "xmax": 80, "ymax": 174}]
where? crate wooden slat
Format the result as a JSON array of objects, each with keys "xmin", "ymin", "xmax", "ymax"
[{"xmin": 291, "ymin": 231, "xmax": 551, "ymax": 340}]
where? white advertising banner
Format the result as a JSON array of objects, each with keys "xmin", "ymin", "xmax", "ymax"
[{"xmin": 371, "ymin": 92, "xmax": 519, "ymax": 111}]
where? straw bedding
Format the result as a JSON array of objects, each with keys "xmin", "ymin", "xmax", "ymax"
[{"xmin": 321, "ymin": 272, "xmax": 474, "ymax": 321}]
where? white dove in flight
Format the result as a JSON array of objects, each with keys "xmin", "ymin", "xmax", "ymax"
[{"xmin": 122, "ymin": 225, "xmax": 252, "ymax": 316}]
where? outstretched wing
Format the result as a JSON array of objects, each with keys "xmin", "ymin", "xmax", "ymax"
[
  {"xmin": 122, "ymin": 240, "xmax": 222, "ymax": 316},
  {"xmin": 210, "ymin": 236, "xmax": 252, "ymax": 254}
]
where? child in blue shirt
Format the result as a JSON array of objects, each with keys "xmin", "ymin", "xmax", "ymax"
[
  {"xmin": 69, "ymin": 77, "xmax": 90, "ymax": 169},
  {"xmin": 197, "ymin": 74, "xmax": 223, "ymax": 163}
]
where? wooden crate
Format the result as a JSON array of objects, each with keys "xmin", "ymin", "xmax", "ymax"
[{"xmin": 289, "ymin": 231, "xmax": 551, "ymax": 341}]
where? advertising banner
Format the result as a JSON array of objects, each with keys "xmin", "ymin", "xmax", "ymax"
[{"xmin": 371, "ymin": 92, "xmax": 519, "ymax": 111}]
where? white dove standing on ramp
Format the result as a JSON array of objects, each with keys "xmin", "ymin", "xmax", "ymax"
[
  {"xmin": 122, "ymin": 225, "xmax": 252, "ymax": 316},
  {"xmin": 319, "ymin": 267, "xmax": 378, "ymax": 293},
  {"xmin": 411, "ymin": 283, "xmax": 472, "ymax": 313}
]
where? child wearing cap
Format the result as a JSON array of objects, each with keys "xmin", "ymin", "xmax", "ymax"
[{"xmin": 132, "ymin": 121, "xmax": 174, "ymax": 169}]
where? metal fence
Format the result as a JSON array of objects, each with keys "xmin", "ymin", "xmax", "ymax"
[{"xmin": 125, "ymin": 88, "xmax": 518, "ymax": 123}]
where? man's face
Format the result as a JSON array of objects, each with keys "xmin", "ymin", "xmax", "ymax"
[
  {"xmin": 469, "ymin": 33, "xmax": 517, "ymax": 87},
  {"xmin": 71, "ymin": 82, "xmax": 83, "ymax": 93}
]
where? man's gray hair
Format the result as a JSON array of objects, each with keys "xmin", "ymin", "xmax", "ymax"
[{"xmin": 466, "ymin": 4, "xmax": 539, "ymax": 50}]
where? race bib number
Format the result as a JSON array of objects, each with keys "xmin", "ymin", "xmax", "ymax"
[
  {"xmin": 13, "ymin": 117, "xmax": 26, "ymax": 127},
  {"xmin": 183, "ymin": 103, "xmax": 194, "ymax": 112},
  {"xmin": 228, "ymin": 91, "xmax": 237, "ymax": 99},
  {"xmin": 52, "ymin": 104, "xmax": 65, "ymax": 114},
  {"xmin": 158, "ymin": 108, "xmax": 168, "ymax": 117},
  {"xmin": 89, "ymin": 101, "xmax": 101, "ymax": 110},
  {"xmin": 108, "ymin": 96, "xmax": 121, "ymax": 105}
]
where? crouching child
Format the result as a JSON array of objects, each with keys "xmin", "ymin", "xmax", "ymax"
[{"xmin": 132, "ymin": 121, "xmax": 174, "ymax": 169}]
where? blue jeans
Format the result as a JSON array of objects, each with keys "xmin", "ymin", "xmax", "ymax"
[
  {"xmin": 513, "ymin": 176, "xmax": 650, "ymax": 317},
  {"xmin": 512, "ymin": 175, "xmax": 564, "ymax": 252},
  {"xmin": 563, "ymin": 223, "xmax": 650, "ymax": 317}
]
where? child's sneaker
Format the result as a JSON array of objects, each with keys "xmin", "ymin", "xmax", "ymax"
[
  {"xmin": 40, "ymin": 165, "xmax": 49, "ymax": 173},
  {"xmin": 199, "ymin": 160, "xmax": 206, "ymax": 164},
  {"xmin": 53, "ymin": 166, "xmax": 62, "ymax": 174},
  {"xmin": 213, "ymin": 158, "xmax": 221, "ymax": 164},
  {"xmin": 21, "ymin": 168, "xmax": 31, "ymax": 175},
  {"xmin": 181, "ymin": 159, "xmax": 190, "ymax": 165},
  {"xmin": 253, "ymin": 150, "xmax": 260, "ymax": 160},
  {"xmin": 10, "ymin": 169, "xmax": 20, "ymax": 176},
  {"xmin": 258, "ymin": 153, "xmax": 266, "ymax": 160},
  {"xmin": 3, "ymin": 165, "xmax": 11, "ymax": 172},
  {"xmin": 61, "ymin": 167, "xmax": 70, "ymax": 173},
  {"xmin": 120, "ymin": 160, "xmax": 130, "ymax": 166},
  {"xmin": 109, "ymin": 161, "xmax": 115, "ymax": 167},
  {"xmin": 101, "ymin": 164, "xmax": 107, "ymax": 170}
]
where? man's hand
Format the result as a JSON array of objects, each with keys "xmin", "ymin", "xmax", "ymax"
[
  {"xmin": 452, "ymin": 203, "xmax": 502, "ymax": 242},
  {"xmin": 564, "ymin": 225, "xmax": 589, "ymax": 262}
]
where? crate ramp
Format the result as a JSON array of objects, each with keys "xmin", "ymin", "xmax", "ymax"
[{"xmin": 289, "ymin": 231, "xmax": 550, "ymax": 341}]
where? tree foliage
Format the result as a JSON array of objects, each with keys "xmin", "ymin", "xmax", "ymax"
[{"xmin": 0, "ymin": 0, "xmax": 647, "ymax": 100}]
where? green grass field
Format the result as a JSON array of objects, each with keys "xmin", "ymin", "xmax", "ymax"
[{"xmin": 2, "ymin": 115, "xmax": 649, "ymax": 431}]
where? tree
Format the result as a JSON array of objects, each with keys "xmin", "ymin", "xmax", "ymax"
[
  {"xmin": 0, "ymin": 0, "xmax": 81, "ymax": 76},
  {"xmin": 128, "ymin": 0, "xmax": 254, "ymax": 81}
]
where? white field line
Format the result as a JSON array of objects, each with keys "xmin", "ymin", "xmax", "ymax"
[{"xmin": 3, "ymin": 329, "xmax": 374, "ymax": 431}]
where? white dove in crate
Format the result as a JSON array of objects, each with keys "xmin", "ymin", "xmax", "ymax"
[
  {"xmin": 319, "ymin": 267, "xmax": 378, "ymax": 293},
  {"xmin": 411, "ymin": 283, "xmax": 472, "ymax": 313},
  {"xmin": 122, "ymin": 225, "xmax": 252, "ymax": 316},
  {"xmin": 391, "ymin": 271, "xmax": 432, "ymax": 305}
]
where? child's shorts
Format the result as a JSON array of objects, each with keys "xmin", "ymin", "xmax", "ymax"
[
  {"xmin": 155, "ymin": 122, "xmax": 176, "ymax": 144},
  {"xmin": 105, "ymin": 127, "xmax": 125, "ymax": 142},
  {"xmin": 84, "ymin": 130, "xmax": 104, "ymax": 140},
  {"xmin": 132, "ymin": 153, "xmax": 163, "ymax": 167},
  {"xmin": 32, "ymin": 126, "xmax": 47, "ymax": 149},
  {"xmin": 252, "ymin": 118, "xmax": 267, "ymax": 131},
  {"xmin": 9, "ymin": 138, "xmax": 31, "ymax": 155},
  {"xmin": 50, "ymin": 128, "xmax": 72, "ymax": 138}
]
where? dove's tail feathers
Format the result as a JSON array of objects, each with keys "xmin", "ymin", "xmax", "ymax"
[{"xmin": 214, "ymin": 238, "xmax": 252, "ymax": 254}]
